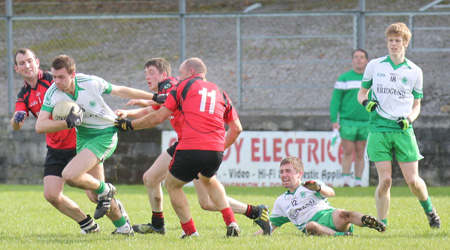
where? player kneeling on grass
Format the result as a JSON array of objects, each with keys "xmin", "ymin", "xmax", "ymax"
[{"xmin": 253, "ymin": 156, "xmax": 386, "ymax": 236}]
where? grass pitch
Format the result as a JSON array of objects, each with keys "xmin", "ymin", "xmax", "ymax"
[{"xmin": 0, "ymin": 184, "xmax": 448, "ymax": 250}]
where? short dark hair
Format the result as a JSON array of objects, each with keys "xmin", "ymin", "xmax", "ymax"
[
  {"xmin": 145, "ymin": 57, "xmax": 171, "ymax": 76},
  {"xmin": 352, "ymin": 49, "xmax": 368, "ymax": 60},
  {"xmin": 51, "ymin": 55, "xmax": 76, "ymax": 74},
  {"xmin": 14, "ymin": 48, "xmax": 36, "ymax": 65}
]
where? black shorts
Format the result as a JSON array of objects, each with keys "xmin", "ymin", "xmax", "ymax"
[
  {"xmin": 166, "ymin": 141, "xmax": 179, "ymax": 157},
  {"xmin": 44, "ymin": 146, "xmax": 77, "ymax": 177},
  {"xmin": 169, "ymin": 150, "xmax": 223, "ymax": 183}
]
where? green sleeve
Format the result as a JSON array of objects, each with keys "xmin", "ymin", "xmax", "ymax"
[
  {"xmin": 329, "ymin": 89, "xmax": 343, "ymax": 123},
  {"xmin": 104, "ymin": 82, "xmax": 113, "ymax": 94},
  {"xmin": 270, "ymin": 216, "xmax": 290, "ymax": 228},
  {"xmin": 361, "ymin": 80, "xmax": 372, "ymax": 89},
  {"xmin": 412, "ymin": 89, "xmax": 423, "ymax": 99}
]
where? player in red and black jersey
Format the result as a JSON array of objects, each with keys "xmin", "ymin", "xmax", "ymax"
[
  {"xmin": 10, "ymin": 48, "xmax": 99, "ymax": 234},
  {"xmin": 115, "ymin": 58, "xmax": 271, "ymax": 236},
  {"xmin": 115, "ymin": 58, "xmax": 245, "ymax": 238}
]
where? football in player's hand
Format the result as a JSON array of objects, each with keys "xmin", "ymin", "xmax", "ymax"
[{"xmin": 52, "ymin": 100, "xmax": 81, "ymax": 121}]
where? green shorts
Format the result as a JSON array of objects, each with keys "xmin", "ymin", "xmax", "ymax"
[
  {"xmin": 76, "ymin": 129, "xmax": 118, "ymax": 162},
  {"xmin": 307, "ymin": 208, "xmax": 354, "ymax": 233},
  {"xmin": 340, "ymin": 124, "xmax": 369, "ymax": 141},
  {"xmin": 367, "ymin": 130, "xmax": 423, "ymax": 162}
]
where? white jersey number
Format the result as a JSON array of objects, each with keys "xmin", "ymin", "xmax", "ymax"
[{"xmin": 198, "ymin": 88, "xmax": 216, "ymax": 114}]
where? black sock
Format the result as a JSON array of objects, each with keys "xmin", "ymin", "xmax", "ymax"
[
  {"xmin": 152, "ymin": 211, "xmax": 164, "ymax": 229},
  {"xmin": 79, "ymin": 214, "xmax": 97, "ymax": 231},
  {"xmin": 245, "ymin": 205, "xmax": 260, "ymax": 220}
]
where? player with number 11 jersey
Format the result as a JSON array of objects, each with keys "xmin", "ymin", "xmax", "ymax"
[{"xmin": 164, "ymin": 75, "xmax": 238, "ymax": 151}]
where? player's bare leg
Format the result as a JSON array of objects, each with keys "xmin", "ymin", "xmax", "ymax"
[
  {"xmin": 305, "ymin": 221, "xmax": 339, "ymax": 236},
  {"xmin": 89, "ymin": 164, "xmax": 133, "ymax": 235},
  {"xmin": 354, "ymin": 140, "xmax": 367, "ymax": 186},
  {"xmin": 44, "ymin": 175, "xmax": 86, "ymax": 222},
  {"xmin": 61, "ymin": 149, "xmax": 103, "ymax": 190},
  {"xmin": 133, "ymin": 151, "xmax": 171, "ymax": 234},
  {"xmin": 165, "ymin": 171, "xmax": 198, "ymax": 237},
  {"xmin": 198, "ymin": 174, "xmax": 240, "ymax": 237},
  {"xmin": 143, "ymin": 151, "xmax": 171, "ymax": 212},
  {"xmin": 374, "ymin": 161, "xmax": 392, "ymax": 224},
  {"xmin": 193, "ymin": 179, "xmax": 246, "ymax": 213},
  {"xmin": 332, "ymin": 209, "xmax": 386, "ymax": 233},
  {"xmin": 194, "ymin": 179, "xmax": 272, "ymax": 234},
  {"xmin": 399, "ymin": 161, "xmax": 440, "ymax": 228},
  {"xmin": 341, "ymin": 139, "xmax": 355, "ymax": 187}
]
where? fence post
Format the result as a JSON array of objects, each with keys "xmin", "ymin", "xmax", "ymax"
[
  {"xmin": 6, "ymin": 0, "xmax": 14, "ymax": 115},
  {"xmin": 179, "ymin": 0, "xmax": 186, "ymax": 64},
  {"xmin": 357, "ymin": 0, "xmax": 365, "ymax": 49}
]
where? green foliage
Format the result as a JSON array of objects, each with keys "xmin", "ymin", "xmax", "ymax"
[{"xmin": 0, "ymin": 185, "xmax": 448, "ymax": 249}]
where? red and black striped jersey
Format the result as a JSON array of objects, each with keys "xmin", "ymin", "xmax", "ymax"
[
  {"xmin": 152, "ymin": 76, "xmax": 184, "ymax": 140},
  {"xmin": 164, "ymin": 74, "xmax": 239, "ymax": 151},
  {"xmin": 14, "ymin": 70, "xmax": 76, "ymax": 149}
]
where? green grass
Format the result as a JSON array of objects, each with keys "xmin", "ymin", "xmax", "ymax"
[{"xmin": 0, "ymin": 185, "xmax": 448, "ymax": 249}]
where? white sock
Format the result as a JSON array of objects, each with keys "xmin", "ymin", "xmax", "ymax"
[
  {"xmin": 343, "ymin": 175, "xmax": 351, "ymax": 185},
  {"xmin": 100, "ymin": 183, "xmax": 110, "ymax": 196},
  {"xmin": 354, "ymin": 179, "xmax": 362, "ymax": 186},
  {"xmin": 117, "ymin": 221, "xmax": 131, "ymax": 232}
]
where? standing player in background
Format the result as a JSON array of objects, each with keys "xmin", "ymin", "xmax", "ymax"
[
  {"xmin": 35, "ymin": 54, "xmax": 157, "ymax": 235},
  {"xmin": 115, "ymin": 58, "xmax": 242, "ymax": 238},
  {"xmin": 357, "ymin": 22, "xmax": 440, "ymax": 228},
  {"xmin": 11, "ymin": 48, "xmax": 99, "ymax": 234},
  {"xmin": 330, "ymin": 49, "xmax": 370, "ymax": 187},
  {"xmin": 115, "ymin": 57, "xmax": 272, "ymax": 235}
]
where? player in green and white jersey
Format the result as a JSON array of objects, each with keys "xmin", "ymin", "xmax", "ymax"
[
  {"xmin": 253, "ymin": 157, "xmax": 386, "ymax": 236},
  {"xmin": 36, "ymin": 55, "xmax": 157, "ymax": 235},
  {"xmin": 330, "ymin": 49, "xmax": 369, "ymax": 187},
  {"xmin": 357, "ymin": 22, "xmax": 440, "ymax": 229}
]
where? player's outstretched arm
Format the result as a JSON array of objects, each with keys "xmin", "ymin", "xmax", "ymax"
[
  {"xmin": 126, "ymin": 99, "xmax": 157, "ymax": 107},
  {"xmin": 116, "ymin": 106, "xmax": 172, "ymax": 132},
  {"xmin": 35, "ymin": 110, "xmax": 70, "ymax": 134},
  {"xmin": 115, "ymin": 107, "xmax": 152, "ymax": 119},
  {"xmin": 110, "ymin": 84, "xmax": 154, "ymax": 100}
]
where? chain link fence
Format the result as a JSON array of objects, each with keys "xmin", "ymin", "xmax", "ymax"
[{"xmin": 1, "ymin": 1, "xmax": 450, "ymax": 117}]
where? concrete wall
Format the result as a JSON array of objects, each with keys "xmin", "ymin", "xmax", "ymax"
[{"xmin": 1, "ymin": 114, "xmax": 448, "ymax": 186}]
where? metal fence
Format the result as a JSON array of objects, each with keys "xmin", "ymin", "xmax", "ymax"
[{"xmin": 2, "ymin": 1, "xmax": 450, "ymax": 117}]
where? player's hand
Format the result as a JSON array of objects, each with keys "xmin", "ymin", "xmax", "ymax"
[
  {"xmin": 114, "ymin": 109, "xmax": 128, "ymax": 118},
  {"xmin": 126, "ymin": 99, "xmax": 148, "ymax": 107},
  {"xmin": 302, "ymin": 180, "xmax": 321, "ymax": 192},
  {"xmin": 362, "ymin": 99, "xmax": 379, "ymax": 112},
  {"xmin": 152, "ymin": 93, "xmax": 167, "ymax": 104},
  {"xmin": 397, "ymin": 117, "xmax": 411, "ymax": 130},
  {"xmin": 66, "ymin": 106, "xmax": 83, "ymax": 128},
  {"xmin": 14, "ymin": 111, "xmax": 27, "ymax": 124},
  {"xmin": 114, "ymin": 117, "xmax": 133, "ymax": 132}
]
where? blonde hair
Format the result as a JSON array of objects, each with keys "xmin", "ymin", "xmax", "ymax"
[
  {"xmin": 280, "ymin": 156, "xmax": 304, "ymax": 173},
  {"xmin": 385, "ymin": 22, "xmax": 412, "ymax": 45}
]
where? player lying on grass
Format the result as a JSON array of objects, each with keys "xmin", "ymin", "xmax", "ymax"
[
  {"xmin": 253, "ymin": 156, "xmax": 386, "ymax": 236},
  {"xmin": 114, "ymin": 57, "xmax": 272, "ymax": 236}
]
